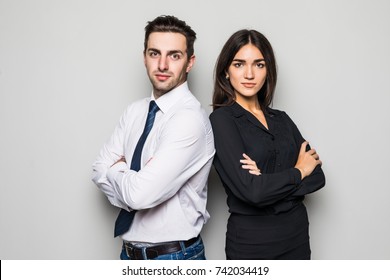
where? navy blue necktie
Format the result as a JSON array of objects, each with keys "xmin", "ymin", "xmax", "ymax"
[{"xmin": 114, "ymin": 100, "xmax": 159, "ymax": 237}]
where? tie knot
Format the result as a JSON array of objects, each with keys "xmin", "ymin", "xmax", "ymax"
[{"xmin": 149, "ymin": 100, "xmax": 159, "ymax": 114}]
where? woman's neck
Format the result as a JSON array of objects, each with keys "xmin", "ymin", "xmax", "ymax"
[
  {"xmin": 236, "ymin": 96, "xmax": 269, "ymax": 130},
  {"xmin": 236, "ymin": 96, "xmax": 261, "ymax": 114}
]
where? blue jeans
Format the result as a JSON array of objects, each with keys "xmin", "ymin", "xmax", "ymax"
[{"xmin": 120, "ymin": 237, "xmax": 206, "ymax": 260}]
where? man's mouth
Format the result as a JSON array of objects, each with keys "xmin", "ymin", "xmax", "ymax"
[{"xmin": 155, "ymin": 74, "xmax": 170, "ymax": 81}]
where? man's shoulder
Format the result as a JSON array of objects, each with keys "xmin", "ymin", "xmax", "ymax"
[
  {"xmin": 170, "ymin": 92, "xmax": 207, "ymax": 117},
  {"xmin": 123, "ymin": 97, "xmax": 150, "ymax": 113},
  {"xmin": 172, "ymin": 103, "xmax": 208, "ymax": 123},
  {"xmin": 130, "ymin": 97, "xmax": 150, "ymax": 107},
  {"xmin": 165, "ymin": 98, "xmax": 211, "ymax": 133}
]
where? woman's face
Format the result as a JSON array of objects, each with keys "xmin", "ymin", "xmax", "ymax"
[{"xmin": 227, "ymin": 43, "xmax": 267, "ymax": 103}]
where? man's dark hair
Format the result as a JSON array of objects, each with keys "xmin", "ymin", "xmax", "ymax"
[{"xmin": 144, "ymin": 15, "xmax": 196, "ymax": 58}]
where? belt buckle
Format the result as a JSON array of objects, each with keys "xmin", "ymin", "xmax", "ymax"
[{"xmin": 125, "ymin": 243, "xmax": 136, "ymax": 259}]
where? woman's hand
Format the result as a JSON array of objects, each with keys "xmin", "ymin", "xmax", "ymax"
[
  {"xmin": 240, "ymin": 153, "xmax": 261, "ymax": 176},
  {"xmin": 294, "ymin": 141, "xmax": 322, "ymax": 180}
]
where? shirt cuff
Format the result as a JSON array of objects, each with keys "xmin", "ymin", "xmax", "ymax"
[{"xmin": 291, "ymin": 168, "xmax": 302, "ymax": 187}]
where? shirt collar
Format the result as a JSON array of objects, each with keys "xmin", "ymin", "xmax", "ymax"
[
  {"xmin": 150, "ymin": 82, "xmax": 190, "ymax": 114},
  {"xmin": 230, "ymin": 101, "xmax": 279, "ymax": 118},
  {"xmin": 230, "ymin": 102, "xmax": 279, "ymax": 134}
]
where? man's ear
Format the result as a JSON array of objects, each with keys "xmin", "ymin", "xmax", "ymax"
[{"xmin": 186, "ymin": 55, "xmax": 195, "ymax": 73}]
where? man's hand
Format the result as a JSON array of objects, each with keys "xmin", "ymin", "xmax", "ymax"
[{"xmin": 111, "ymin": 156, "xmax": 126, "ymax": 167}]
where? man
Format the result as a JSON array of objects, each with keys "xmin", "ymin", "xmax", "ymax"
[{"xmin": 92, "ymin": 15, "xmax": 215, "ymax": 260}]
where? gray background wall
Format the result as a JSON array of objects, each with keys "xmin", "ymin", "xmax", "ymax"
[{"xmin": 1, "ymin": 0, "xmax": 389, "ymax": 259}]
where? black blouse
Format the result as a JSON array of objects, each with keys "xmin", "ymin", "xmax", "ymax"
[{"xmin": 209, "ymin": 102, "xmax": 325, "ymax": 215}]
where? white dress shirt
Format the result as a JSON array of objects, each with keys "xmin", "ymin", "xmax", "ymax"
[{"xmin": 92, "ymin": 82, "xmax": 215, "ymax": 242}]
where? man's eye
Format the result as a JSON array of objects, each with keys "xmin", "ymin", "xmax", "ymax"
[
  {"xmin": 171, "ymin": 53, "xmax": 181, "ymax": 60},
  {"xmin": 149, "ymin": 52, "xmax": 159, "ymax": 57}
]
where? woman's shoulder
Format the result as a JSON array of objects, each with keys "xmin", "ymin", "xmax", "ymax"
[
  {"xmin": 267, "ymin": 108, "xmax": 299, "ymax": 129},
  {"xmin": 209, "ymin": 105, "xmax": 235, "ymax": 119},
  {"xmin": 209, "ymin": 106, "xmax": 240, "ymax": 130},
  {"xmin": 267, "ymin": 107, "xmax": 286, "ymax": 116}
]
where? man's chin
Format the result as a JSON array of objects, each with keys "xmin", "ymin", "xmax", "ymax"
[
  {"xmin": 152, "ymin": 79, "xmax": 174, "ymax": 90},
  {"xmin": 152, "ymin": 85, "xmax": 172, "ymax": 97}
]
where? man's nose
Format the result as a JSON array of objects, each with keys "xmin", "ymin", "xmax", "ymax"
[{"xmin": 158, "ymin": 56, "xmax": 168, "ymax": 71}]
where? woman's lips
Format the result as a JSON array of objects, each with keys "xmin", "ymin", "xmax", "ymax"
[{"xmin": 242, "ymin": 83, "xmax": 256, "ymax": 88}]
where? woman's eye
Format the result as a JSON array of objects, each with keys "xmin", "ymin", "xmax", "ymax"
[
  {"xmin": 257, "ymin": 63, "xmax": 265, "ymax": 68},
  {"xmin": 233, "ymin": 63, "xmax": 242, "ymax": 68}
]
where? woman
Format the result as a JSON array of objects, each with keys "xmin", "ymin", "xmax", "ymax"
[{"xmin": 210, "ymin": 29, "xmax": 326, "ymax": 260}]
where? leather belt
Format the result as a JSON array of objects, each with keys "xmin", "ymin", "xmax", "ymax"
[{"xmin": 124, "ymin": 236, "xmax": 200, "ymax": 260}]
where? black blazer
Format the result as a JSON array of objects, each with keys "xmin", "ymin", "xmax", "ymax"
[{"xmin": 210, "ymin": 102, "xmax": 325, "ymax": 215}]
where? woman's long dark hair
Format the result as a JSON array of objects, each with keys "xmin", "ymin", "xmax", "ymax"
[{"xmin": 212, "ymin": 29, "xmax": 277, "ymax": 112}]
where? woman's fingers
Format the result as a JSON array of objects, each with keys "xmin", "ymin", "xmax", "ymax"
[
  {"xmin": 295, "ymin": 141, "xmax": 322, "ymax": 179},
  {"xmin": 240, "ymin": 153, "xmax": 261, "ymax": 175},
  {"xmin": 240, "ymin": 159, "xmax": 257, "ymax": 168},
  {"xmin": 299, "ymin": 141, "xmax": 308, "ymax": 155},
  {"xmin": 242, "ymin": 153, "xmax": 249, "ymax": 158},
  {"xmin": 241, "ymin": 164, "xmax": 255, "ymax": 170},
  {"xmin": 308, "ymin": 148, "xmax": 321, "ymax": 161},
  {"xmin": 249, "ymin": 169, "xmax": 261, "ymax": 176},
  {"xmin": 240, "ymin": 159, "xmax": 252, "ymax": 165}
]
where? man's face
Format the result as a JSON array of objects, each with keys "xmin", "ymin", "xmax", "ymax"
[{"xmin": 144, "ymin": 32, "xmax": 195, "ymax": 98}]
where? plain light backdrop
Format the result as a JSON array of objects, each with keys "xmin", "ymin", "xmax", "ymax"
[{"xmin": 1, "ymin": 0, "xmax": 389, "ymax": 259}]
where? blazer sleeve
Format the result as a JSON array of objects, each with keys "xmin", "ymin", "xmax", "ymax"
[
  {"xmin": 210, "ymin": 109, "xmax": 302, "ymax": 208},
  {"xmin": 284, "ymin": 112, "xmax": 326, "ymax": 197}
]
